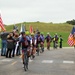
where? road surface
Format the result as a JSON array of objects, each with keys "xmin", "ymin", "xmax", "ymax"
[{"xmin": 0, "ymin": 47, "xmax": 75, "ymax": 75}]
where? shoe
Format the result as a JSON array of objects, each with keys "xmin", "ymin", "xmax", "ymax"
[
  {"xmin": 12, "ymin": 55, "xmax": 14, "ymax": 57},
  {"xmin": 16, "ymin": 54, "xmax": 19, "ymax": 56},
  {"xmin": 23, "ymin": 62, "xmax": 24, "ymax": 64},
  {"xmin": 4, "ymin": 54, "xmax": 6, "ymax": 56},
  {"xmin": 1, "ymin": 54, "xmax": 3, "ymax": 56},
  {"xmin": 33, "ymin": 55, "xmax": 35, "ymax": 59},
  {"xmin": 9, "ymin": 57, "xmax": 11, "ymax": 58},
  {"xmin": 6, "ymin": 56, "xmax": 8, "ymax": 58}
]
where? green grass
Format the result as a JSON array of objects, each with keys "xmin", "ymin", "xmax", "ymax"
[{"xmin": 3, "ymin": 22, "xmax": 73, "ymax": 47}]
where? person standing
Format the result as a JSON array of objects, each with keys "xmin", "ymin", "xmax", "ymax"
[
  {"xmin": 6, "ymin": 32, "xmax": 15, "ymax": 58},
  {"xmin": 0, "ymin": 31, "xmax": 9, "ymax": 56},
  {"xmin": 15, "ymin": 34, "xmax": 21, "ymax": 56},
  {"xmin": 59, "ymin": 35, "xmax": 63, "ymax": 48},
  {"xmin": 12, "ymin": 33, "xmax": 19, "ymax": 57}
]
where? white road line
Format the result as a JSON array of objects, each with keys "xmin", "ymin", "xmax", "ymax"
[
  {"xmin": 21, "ymin": 58, "xmax": 33, "ymax": 63},
  {"xmin": 11, "ymin": 61, "xmax": 17, "ymax": 65},
  {"xmin": 29, "ymin": 59, "xmax": 33, "ymax": 62},
  {"xmin": 63, "ymin": 61, "xmax": 74, "ymax": 64},
  {"xmin": 42, "ymin": 60, "xmax": 75, "ymax": 64},
  {"xmin": 0, "ymin": 59, "xmax": 13, "ymax": 62},
  {"xmin": 42, "ymin": 60, "xmax": 53, "ymax": 63}
]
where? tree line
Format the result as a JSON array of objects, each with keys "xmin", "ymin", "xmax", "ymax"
[{"xmin": 66, "ymin": 19, "xmax": 75, "ymax": 25}]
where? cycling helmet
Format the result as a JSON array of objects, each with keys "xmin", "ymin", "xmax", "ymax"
[
  {"xmin": 47, "ymin": 32, "xmax": 50, "ymax": 35},
  {"xmin": 25, "ymin": 31, "xmax": 30, "ymax": 35},
  {"xmin": 37, "ymin": 31, "xmax": 40, "ymax": 34}
]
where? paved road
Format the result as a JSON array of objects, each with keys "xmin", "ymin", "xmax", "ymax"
[{"xmin": 0, "ymin": 48, "xmax": 75, "ymax": 75}]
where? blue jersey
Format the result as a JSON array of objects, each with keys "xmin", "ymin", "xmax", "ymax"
[
  {"xmin": 31, "ymin": 36, "xmax": 37, "ymax": 45},
  {"xmin": 40, "ymin": 35, "xmax": 45, "ymax": 42},
  {"xmin": 36, "ymin": 35, "xmax": 42, "ymax": 44},
  {"xmin": 20, "ymin": 36, "xmax": 30, "ymax": 49},
  {"xmin": 54, "ymin": 35, "xmax": 59, "ymax": 41},
  {"xmin": 45, "ymin": 35, "xmax": 52, "ymax": 42}
]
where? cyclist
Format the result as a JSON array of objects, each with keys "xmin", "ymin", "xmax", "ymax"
[
  {"xmin": 30, "ymin": 33, "xmax": 37, "ymax": 58},
  {"xmin": 45, "ymin": 32, "xmax": 52, "ymax": 50},
  {"xmin": 20, "ymin": 32, "xmax": 30, "ymax": 66},
  {"xmin": 53, "ymin": 33, "xmax": 59, "ymax": 49},
  {"xmin": 40, "ymin": 32, "xmax": 45, "ymax": 52},
  {"xmin": 25, "ymin": 31, "xmax": 31, "ymax": 57},
  {"xmin": 36, "ymin": 32, "xmax": 42, "ymax": 55}
]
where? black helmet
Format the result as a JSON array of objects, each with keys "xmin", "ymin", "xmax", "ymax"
[{"xmin": 37, "ymin": 31, "xmax": 40, "ymax": 34}]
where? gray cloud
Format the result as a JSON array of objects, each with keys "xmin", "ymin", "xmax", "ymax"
[{"xmin": 0, "ymin": 0, "xmax": 75, "ymax": 24}]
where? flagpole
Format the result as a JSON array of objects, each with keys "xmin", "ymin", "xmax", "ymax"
[
  {"xmin": 24, "ymin": 23, "xmax": 26, "ymax": 31},
  {"xmin": 24, "ymin": 22, "xmax": 26, "ymax": 31}
]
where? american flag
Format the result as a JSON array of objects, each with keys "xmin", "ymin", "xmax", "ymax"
[
  {"xmin": 67, "ymin": 26, "xmax": 75, "ymax": 46},
  {"xmin": 0, "ymin": 14, "xmax": 6, "ymax": 31}
]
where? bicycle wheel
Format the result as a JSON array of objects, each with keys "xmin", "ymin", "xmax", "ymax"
[
  {"xmin": 41, "ymin": 46, "xmax": 44, "ymax": 52},
  {"xmin": 37, "ymin": 48, "xmax": 39, "ymax": 56},
  {"xmin": 40, "ymin": 48, "xmax": 42, "ymax": 53},
  {"xmin": 24, "ymin": 53, "xmax": 28, "ymax": 71}
]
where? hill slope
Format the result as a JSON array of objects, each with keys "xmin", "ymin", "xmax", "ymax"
[{"xmin": 4, "ymin": 22, "xmax": 73, "ymax": 47}]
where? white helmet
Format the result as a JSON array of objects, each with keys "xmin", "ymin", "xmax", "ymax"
[{"xmin": 47, "ymin": 32, "xmax": 50, "ymax": 35}]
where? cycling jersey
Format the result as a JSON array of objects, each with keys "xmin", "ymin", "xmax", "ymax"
[
  {"xmin": 45, "ymin": 35, "xmax": 52, "ymax": 42},
  {"xmin": 36, "ymin": 35, "xmax": 42, "ymax": 44},
  {"xmin": 40, "ymin": 35, "xmax": 45, "ymax": 43},
  {"xmin": 20, "ymin": 36, "xmax": 30, "ymax": 49}
]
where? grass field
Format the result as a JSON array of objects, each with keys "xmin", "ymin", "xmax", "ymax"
[{"xmin": 3, "ymin": 22, "xmax": 73, "ymax": 47}]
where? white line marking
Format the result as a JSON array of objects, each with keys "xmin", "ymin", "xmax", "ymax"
[
  {"xmin": 21, "ymin": 58, "xmax": 33, "ymax": 63},
  {"xmin": 29, "ymin": 59, "xmax": 33, "ymax": 62},
  {"xmin": 63, "ymin": 61, "xmax": 74, "ymax": 64},
  {"xmin": 11, "ymin": 61, "xmax": 17, "ymax": 65},
  {"xmin": 42, "ymin": 60, "xmax": 53, "ymax": 63},
  {"xmin": 1, "ymin": 59, "xmax": 13, "ymax": 62}
]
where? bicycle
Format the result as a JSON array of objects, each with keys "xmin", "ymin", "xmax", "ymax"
[
  {"xmin": 23, "ymin": 49, "xmax": 29, "ymax": 71},
  {"xmin": 47, "ymin": 41, "xmax": 50, "ymax": 50},
  {"xmin": 55, "ymin": 41, "xmax": 58, "ymax": 49},
  {"xmin": 30, "ymin": 46, "xmax": 35, "ymax": 59},
  {"xmin": 40, "ymin": 42, "xmax": 44, "ymax": 53},
  {"xmin": 36, "ymin": 44, "xmax": 40, "ymax": 56}
]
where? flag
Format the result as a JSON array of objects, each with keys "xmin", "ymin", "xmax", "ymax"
[
  {"xmin": 29, "ymin": 25, "xmax": 33, "ymax": 33},
  {"xmin": 0, "ymin": 14, "xmax": 6, "ymax": 31},
  {"xmin": 67, "ymin": 26, "xmax": 75, "ymax": 46},
  {"xmin": 20, "ymin": 24, "xmax": 25, "ymax": 33},
  {"xmin": 13, "ymin": 24, "xmax": 18, "ymax": 31},
  {"xmin": 0, "ymin": 26, "xmax": 1, "ymax": 31},
  {"xmin": 24, "ymin": 24, "xmax": 26, "ymax": 31}
]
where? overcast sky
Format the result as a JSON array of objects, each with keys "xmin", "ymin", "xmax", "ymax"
[{"xmin": 0, "ymin": 0, "xmax": 75, "ymax": 25}]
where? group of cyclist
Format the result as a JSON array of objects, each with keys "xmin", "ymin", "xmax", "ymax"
[{"xmin": 19, "ymin": 31, "xmax": 63, "ymax": 66}]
